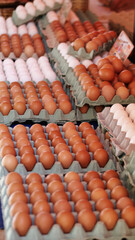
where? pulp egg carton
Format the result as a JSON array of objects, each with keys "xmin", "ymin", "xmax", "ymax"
[
  {"xmin": 0, "ymin": 82, "xmax": 76, "ymax": 126},
  {"xmin": 0, "ymin": 124, "xmax": 117, "ymax": 177},
  {"xmin": 12, "ymin": 0, "xmax": 63, "ymax": 26},
  {"xmin": 1, "ymin": 171, "xmax": 135, "ymax": 240},
  {"xmin": 97, "ymin": 104, "xmax": 135, "ymax": 157},
  {"xmin": 76, "ymin": 107, "xmax": 97, "ymax": 121}
]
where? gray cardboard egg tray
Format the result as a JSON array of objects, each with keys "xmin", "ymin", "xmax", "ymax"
[
  {"xmin": 0, "ymin": 81, "xmax": 76, "ymax": 126},
  {"xmin": 97, "ymin": 107, "xmax": 135, "ymax": 158},
  {"xmin": 0, "ymin": 171, "xmax": 135, "ymax": 240},
  {"xmin": 0, "ymin": 125, "xmax": 119, "ymax": 177},
  {"xmin": 50, "ymin": 48, "xmax": 135, "ymax": 107},
  {"xmin": 12, "ymin": 2, "xmax": 62, "ymax": 26},
  {"xmin": 0, "ymin": 51, "xmax": 41, "ymax": 61}
]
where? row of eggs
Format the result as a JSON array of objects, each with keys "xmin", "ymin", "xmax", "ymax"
[{"xmin": 0, "ymin": 57, "xmax": 56, "ymax": 83}]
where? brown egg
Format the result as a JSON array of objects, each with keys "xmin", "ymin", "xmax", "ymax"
[
  {"xmin": 29, "ymin": 124, "xmax": 44, "ymax": 134},
  {"xmin": 19, "ymin": 145, "xmax": 34, "ymax": 156},
  {"xmin": 64, "ymin": 128, "xmax": 79, "ymax": 139},
  {"xmin": 93, "ymin": 148, "xmax": 109, "ymax": 167},
  {"xmin": 101, "ymin": 85, "xmax": 115, "ymax": 102},
  {"xmin": 112, "ymin": 58, "xmax": 123, "ymax": 73},
  {"xmin": 83, "ymin": 171, "xmax": 100, "ymax": 183},
  {"xmin": 78, "ymin": 122, "xmax": 92, "ymax": 132},
  {"xmin": 86, "ymin": 40, "xmax": 98, "ymax": 53},
  {"xmin": 31, "ymin": 131, "xmax": 45, "ymax": 141},
  {"xmin": 99, "ymin": 208, "xmax": 118, "ymax": 230},
  {"xmin": 51, "ymin": 136, "xmax": 66, "ymax": 147},
  {"xmin": 33, "ymin": 200, "xmax": 51, "ymax": 215},
  {"xmin": 75, "ymin": 199, "xmax": 92, "ymax": 214},
  {"xmin": 78, "ymin": 209, "xmax": 97, "ymax": 231},
  {"xmin": 82, "ymin": 128, "xmax": 96, "ymax": 138},
  {"xmin": 59, "ymin": 100, "xmax": 72, "ymax": 114},
  {"xmin": 85, "ymin": 134, "xmax": 99, "ymax": 145},
  {"xmin": 99, "ymin": 68, "xmax": 115, "ymax": 82},
  {"xmin": 25, "ymin": 173, "xmax": 42, "ymax": 184},
  {"xmin": 45, "ymin": 173, "xmax": 61, "ymax": 184},
  {"xmin": 13, "ymin": 102, "xmax": 26, "ymax": 115},
  {"xmin": 2, "ymin": 154, "xmax": 18, "ymax": 172},
  {"xmin": 9, "ymin": 191, "xmax": 28, "ymax": 205},
  {"xmin": 56, "ymin": 211, "xmax": 75, "ymax": 233},
  {"xmin": 24, "ymin": 45, "xmax": 35, "ymax": 57},
  {"xmin": 91, "ymin": 188, "xmax": 108, "ymax": 202},
  {"xmin": 58, "ymin": 150, "xmax": 73, "ymax": 168},
  {"xmin": 111, "ymin": 185, "xmax": 129, "ymax": 200},
  {"xmin": 13, "ymin": 124, "xmax": 27, "ymax": 135},
  {"xmin": 71, "ymin": 189, "xmax": 89, "ymax": 203},
  {"xmin": 14, "ymin": 132, "xmax": 28, "ymax": 142},
  {"xmin": 102, "ymin": 170, "xmax": 119, "ymax": 182},
  {"xmin": 34, "ymin": 138, "xmax": 49, "ymax": 149},
  {"xmin": 51, "ymin": 190, "xmax": 68, "ymax": 204},
  {"xmin": 39, "ymin": 151, "xmax": 55, "ymax": 169},
  {"xmin": 121, "ymin": 206, "xmax": 135, "ymax": 228},
  {"xmin": 0, "ymin": 138, "xmax": 14, "ymax": 148},
  {"xmin": 37, "ymin": 145, "xmax": 51, "ymax": 155},
  {"xmin": 27, "ymin": 182, "xmax": 44, "ymax": 195},
  {"xmin": 96, "ymin": 198, "xmax": 114, "ymax": 211},
  {"xmin": 16, "ymin": 138, "xmax": 31, "ymax": 149},
  {"xmin": 44, "ymin": 100, "xmax": 57, "ymax": 115},
  {"xmin": 47, "ymin": 180, "xmax": 65, "ymax": 194},
  {"xmin": 55, "ymin": 143, "xmax": 69, "ymax": 154},
  {"xmin": 29, "ymin": 100, "xmax": 43, "ymax": 115},
  {"xmin": 67, "ymin": 180, "xmax": 84, "ymax": 193},
  {"xmin": 72, "ymin": 142, "xmax": 87, "ymax": 154},
  {"xmin": 73, "ymin": 38, "xmax": 85, "ymax": 51},
  {"xmin": 35, "ymin": 212, "xmax": 54, "ymax": 234},
  {"xmin": 116, "ymin": 86, "xmax": 129, "ymax": 99},
  {"xmin": 10, "ymin": 201, "xmax": 29, "ymax": 217},
  {"xmin": 7, "ymin": 182, "xmax": 25, "ymax": 196},
  {"xmin": 64, "ymin": 172, "xmax": 80, "ymax": 183},
  {"xmin": 114, "ymin": 81, "xmax": 125, "ymax": 89},
  {"xmin": 5, "ymin": 172, "xmax": 23, "ymax": 185},
  {"xmin": 75, "ymin": 150, "xmax": 91, "ymax": 168},
  {"xmin": 21, "ymin": 153, "xmax": 37, "ymax": 171},
  {"xmin": 53, "ymin": 199, "xmax": 72, "ymax": 214},
  {"xmin": 68, "ymin": 135, "xmax": 83, "ymax": 146},
  {"xmin": 119, "ymin": 70, "xmax": 133, "ymax": 83},
  {"xmin": 12, "ymin": 212, "xmax": 32, "ymax": 236},
  {"xmin": 107, "ymin": 177, "xmax": 122, "ymax": 190},
  {"xmin": 0, "ymin": 101, "xmax": 12, "ymax": 115},
  {"xmin": 30, "ymin": 190, "xmax": 48, "ymax": 204},
  {"xmin": 86, "ymin": 85, "xmax": 100, "ymax": 101},
  {"xmin": 116, "ymin": 197, "xmax": 134, "ymax": 211},
  {"xmin": 87, "ymin": 177, "xmax": 105, "ymax": 192},
  {"xmin": 48, "ymin": 130, "xmax": 62, "ymax": 141}
]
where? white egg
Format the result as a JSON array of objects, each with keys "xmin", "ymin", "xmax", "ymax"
[
  {"xmin": 43, "ymin": 0, "xmax": 55, "ymax": 8},
  {"xmin": 113, "ymin": 109, "xmax": 128, "ymax": 120},
  {"xmin": 25, "ymin": 2, "xmax": 36, "ymax": 16},
  {"xmin": 129, "ymin": 109, "xmax": 135, "ymax": 121},
  {"xmin": 46, "ymin": 11, "xmax": 58, "ymax": 23},
  {"xmin": 130, "ymin": 135, "xmax": 135, "ymax": 144},
  {"xmin": 16, "ymin": 6, "xmax": 27, "ymax": 19},
  {"xmin": 126, "ymin": 128, "xmax": 135, "ymax": 139},
  {"xmin": 0, "ymin": 27, "xmax": 7, "ymax": 35},
  {"xmin": 126, "ymin": 103, "xmax": 135, "ymax": 114},
  {"xmin": 0, "ymin": 75, "xmax": 6, "ymax": 82},
  {"xmin": 33, "ymin": 0, "xmax": 46, "ymax": 11},
  {"xmin": 121, "ymin": 122, "xmax": 134, "ymax": 133},
  {"xmin": 93, "ymin": 56, "xmax": 102, "ymax": 65},
  {"xmin": 81, "ymin": 59, "xmax": 93, "ymax": 68},
  {"xmin": 68, "ymin": 10, "xmax": 80, "ymax": 24},
  {"xmin": 117, "ymin": 116, "xmax": 132, "ymax": 127},
  {"xmin": 8, "ymin": 26, "xmax": 18, "ymax": 36},
  {"xmin": 110, "ymin": 103, "xmax": 124, "ymax": 113},
  {"xmin": 18, "ymin": 25, "xmax": 28, "ymax": 36},
  {"xmin": 27, "ymin": 22, "xmax": 38, "ymax": 36}
]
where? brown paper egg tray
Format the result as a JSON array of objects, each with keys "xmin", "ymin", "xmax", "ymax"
[
  {"xmin": 50, "ymin": 48, "xmax": 135, "ymax": 107},
  {"xmin": 0, "ymin": 172, "xmax": 135, "ymax": 240},
  {"xmin": 0, "ymin": 81, "xmax": 76, "ymax": 125},
  {"xmin": 12, "ymin": 2, "xmax": 62, "ymax": 26},
  {"xmin": 0, "ymin": 125, "xmax": 118, "ymax": 177}
]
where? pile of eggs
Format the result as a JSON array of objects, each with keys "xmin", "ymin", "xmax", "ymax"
[
  {"xmin": 15, "ymin": 0, "xmax": 64, "ymax": 20},
  {"xmin": 0, "ymin": 17, "xmax": 45, "ymax": 57},
  {"xmin": 0, "ymin": 56, "xmax": 56, "ymax": 84},
  {"xmin": 98, "ymin": 103, "xmax": 135, "ymax": 155},
  {"xmin": 3, "ymin": 170, "xmax": 135, "ymax": 236},
  {"xmin": 0, "ymin": 80, "xmax": 73, "ymax": 116},
  {"xmin": 72, "ymin": 55, "xmax": 135, "ymax": 102},
  {"xmin": 1, "ymin": 122, "xmax": 109, "ymax": 172}
]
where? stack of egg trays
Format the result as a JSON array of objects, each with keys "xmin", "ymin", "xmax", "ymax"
[
  {"xmin": 50, "ymin": 47, "xmax": 135, "ymax": 107},
  {"xmin": 0, "ymin": 125, "xmax": 119, "ymax": 177},
  {"xmin": 1, "ymin": 171, "xmax": 135, "ymax": 240},
  {"xmin": 12, "ymin": 2, "xmax": 63, "ymax": 26},
  {"xmin": 0, "ymin": 81, "xmax": 76, "ymax": 126}
]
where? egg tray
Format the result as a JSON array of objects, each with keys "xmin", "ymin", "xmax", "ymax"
[
  {"xmin": 120, "ymin": 152, "xmax": 135, "ymax": 187},
  {"xmin": 0, "ymin": 125, "xmax": 119, "ymax": 177},
  {"xmin": 12, "ymin": 2, "xmax": 62, "ymax": 27},
  {"xmin": 79, "ymin": 10, "xmax": 99, "ymax": 25},
  {"xmin": 1, "ymin": 172, "xmax": 135, "ymax": 240},
  {"xmin": 50, "ymin": 49, "xmax": 135, "ymax": 107},
  {"xmin": 0, "ymin": 51, "xmax": 42, "ymax": 61},
  {"xmin": 0, "ymin": 81, "xmax": 76, "ymax": 125}
]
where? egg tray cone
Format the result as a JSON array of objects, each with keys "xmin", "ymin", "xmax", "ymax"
[
  {"xmin": 0, "ymin": 124, "xmax": 119, "ymax": 177},
  {"xmin": 12, "ymin": 2, "xmax": 62, "ymax": 27},
  {"xmin": 0, "ymin": 172, "xmax": 135, "ymax": 240},
  {"xmin": 50, "ymin": 48, "xmax": 135, "ymax": 107}
]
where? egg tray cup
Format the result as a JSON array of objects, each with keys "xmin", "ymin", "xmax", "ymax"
[
  {"xmin": 1, "ymin": 171, "xmax": 135, "ymax": 240},
  {"xmin": 0, "ymin": 124, "xmax": 119, "ymax": 177},
  {"xmin": 12, "ymin": 2, "xmax": 62, "ymax": 27},
  {"xmin": 67, "ymin": 39, "xmax": 114, "ymax": 61}
]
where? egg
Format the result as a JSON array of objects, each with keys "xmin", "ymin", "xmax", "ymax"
[
  {"xmin": 5, "ymin": 172, "xmax": 23, "ymax": 185},
  {"xmin": 111, "ymin": 185, "xmax": 129, "ymax": 200},
  {"xmin": 86, "ymin": 85, "xmax": 100, "ymax": 101},
  {"xmin": 102, "ymin": 170, "xmax": 119, "ymax": 181},
  {"xmin": 75, "ymin": 199, "xmax": 92, "ymax": 213},
  {"xmin": 67, "ymin": 180, "xmax": 84, "ymax": 193},
  {"xmin": 45, "ymin": 173, "xmax": 61, "ymax": 184},
  {"xmin": 75, "ymin": 150, "xmax": 91, "ymax": 168},
  {"xmin": 9, "ymin": 191, "xmax": 28, "ymax": 205},
  {"xmin": 87, "ymin": 178, "xmax": 105, "ymax": 192},
  {"xmin": 93, "ymin": 148, "xmax": 109, "ymax": 167},
  {"xmin": 56, "ymin": 211, "xmax": 75, "ymax": 233},
  {"xmin": 72, "ymin": 142, "xmax": 87, "ymax": 154},
  {"xmin": 2, "ymin": 154, "xmax": 18, "ymax": 172},
  {"xmin": 85, "ymin": 40, "xmax": 98, "ymax": 53},
  {"xmin": 51, "ymin": 190, "xmax": 68, "ymax": 204},
  {"xmin": 53, "ymin": 199, "xmax": 72, "ymax": 214},
  {"xmin": 99, "ymin": 208, "xmax": 118, "ymax": 230},
  {"xmin": 99, "ymin": 68, "xmax": 115, "ymax": 82},
  {"xmin": 91, "ymin": 188, "xmax": 108, "ymax": 202},
  {"xmin": 101, "ymin": 85, "xmax": 115, "ymax": 102},
  {"xmin": 10, "ymin": 201, "xmax": 29, "ymax": 217},
  {"xmin": 47, "ymin": 180, "xmax": 65, "ymax": 194},
  {"xmin": 116, "ymin": 86, "xmax": 129, "ymax": 99},
  {"xmin": 96, "ymin": 198, "xmax": 114, "ymax": 211},
  {"xmin": 33, "ymin": 200, "xmax": 51, "ymax": 215},
  {"xmin": 12, "ymin": 212, "xmax": 31, "ymax": 236},
  {"xmin": 27, "ymin": 182, "xmax": 44, "ymax": 195},
  {"xmin": 116, "ymin": 197, "xmax": 134, "ymax": 211},
  {"xmin": 57, "ymin": 150, "xmax": 73, "ymax": 168},
  {"xmin": 21, "ymin": 153, "xmax": 37, "ymax": 171},
  {"xmin": 73, "ymin": 38, "xmax": 85, "ymax": 51},
  {"xmin": 78, "ymin": 209, "xmax": 97, "ymax": 231},
  {"xmin": 71, "ymin": 189, "xmax": 89, "ymax": 203},
  {"xmin": 7, "ymin": 182, "xmax": 25, "ymax": 196},
  {"xmin": 64, "ymin": 172, "xmax": 80, "ymax": 183},
  {"xmin": 25, "ymin": 173, "xmax": 42, "ymax": 184},
  {"xmin": 35, "ymin": 212, "xmax": 54, "ymax": 234},
  {"xmin": 121, "ymin": 206, "xmax": 135, "ymax": 228},
  {"xmin": 30, "ymin": 190, "xmax": 48, "ymax": 204},
  {"xmin": 39, "ymin": 152, "xmax": 55, "ymax": 169},
  {"xmin": 119, "ymin": 70, "xmax": 133, "ymax": 83},
  {"xmin": 107, "ymin": 177, "xmax": 122, "ymax": 190}
]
